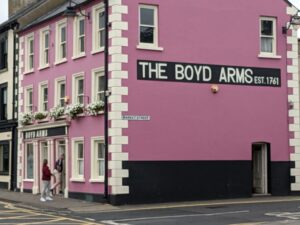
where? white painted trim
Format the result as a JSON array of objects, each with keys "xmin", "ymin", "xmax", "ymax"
[
  {"xmin": 55, "ymin": 18, "xmax": 67, "ymax": 65},
  {"xmin": 24, "ymin": 33, "xmax": 34, "ymax": 73},
  {"xmin": 92, "ymin": 2, "xmax": 105, "ymax": 53},
  {"xmin": 39, "ymin": 26, "xmax": 50, "ymax": 70},
  {"xmin": 259, "ymin": 17, "xmax": 277, "ymax": 56},
  {"xmin": 71, "ymin": 137, "xmax": 84, "ymax": 180},
  {"xmin": 38, "ymin": 80, "xmax": 48, "ymax": 112},
  {"xmin": 90, "ymin": 136, "xmax": 105, "ymax": 182},
  {"xmin": 54, "ymin": 76, "xmax": 66, "ymax": 107},
  {"xmin": 91, "ymin": 67, "xmax": 105, "ymax": 102},
  {"xmin": 72, "ymin": 72, "xmax": 85, "ymax": 104},
  {"xmin": 73, "ymin": 14, "xmax": 86, "ymax": 58}
]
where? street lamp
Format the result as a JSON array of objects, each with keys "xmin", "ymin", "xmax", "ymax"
[
  {"xmin": 63, "ymin": 0, "xmax": 90, "ymax": 19},
  {"xmin": 282, "ymin": 11, "xmax": 300, "ymax": 34}
]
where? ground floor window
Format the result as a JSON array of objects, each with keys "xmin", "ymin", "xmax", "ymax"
[
  {"xmin": 26, "ymin": 143, "xmax": 34, "ymax": 179},
  {"xmin": 0, "ymin": 142, "xmax": 9, "ymax": 175},
  {"xmin": 72, "ymin": 138, "xmax": 84, "ymax": 180},
  {"xmin": 91, "ymin": 137, "xmax": 105, "ymax": 181}
]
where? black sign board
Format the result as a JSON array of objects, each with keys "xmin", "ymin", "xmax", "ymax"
[
  {"xmin": 24, "ymin": 126, "xmax": 66, "ymax": 140},
  {"xmin": 137, "ymin": 60, "xmax": 281, "ymax": 87}
]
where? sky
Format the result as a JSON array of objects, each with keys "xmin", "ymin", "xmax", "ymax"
[{"xmin": 0, "ymin": 0, "xmax": 299, "ymax": 25}]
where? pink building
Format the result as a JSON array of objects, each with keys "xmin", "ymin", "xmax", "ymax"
[{"xmin": 18, "ymin": 0, "xmax": 300, "ymax": 205}]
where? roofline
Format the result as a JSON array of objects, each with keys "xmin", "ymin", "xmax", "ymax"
[{"xmin": 19, "ymin": 0, "xmax": 92, "ymax": 33}]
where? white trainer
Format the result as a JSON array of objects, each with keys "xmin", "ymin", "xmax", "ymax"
[
  {"xmin": 46, "ymin": 196, "xmax": 53, "ymax": 201},
  {"xmin": 40, "ymin": 197, "xmax": 46, "ymax": 202}
]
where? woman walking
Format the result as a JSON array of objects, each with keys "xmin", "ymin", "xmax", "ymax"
[{"xmin": 40, "ymin": 159, "xmax": 53, "ymax": 202}]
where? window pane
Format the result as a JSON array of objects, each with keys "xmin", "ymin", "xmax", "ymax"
[
  {"xmin": 140, "ymin": 26, "xmax": 154, "ymax": 43},
  {"xmin": 140, "ymin": 8, "xmax": 154, "ymax": 25},
  {"xmin": 0, "ymin": 143, "xmax": 9, "ymax": 175},
  {"xmin": 61, "ymin": 26, "xmax": 66, "ymax": 42},
  {"xmin": 45, "ymin": 49, "xmax": 49, "ymax": 64},
  {"xmin": 261, "ymin": 20, "xmax": 273, "ymax": 36},
  {"xmin": 43, "ymin": 87, "xmax": 48, "ymax": 101},
  {"xmin": 29, "ymin": 39, "xmax": 34, "ymax": 53},
  {"xmin": 60, "ymin": 83, "xmax": 65, "ymax": 98},
  {"xmin": 61, "ymin": 43, "xmax": 66, "ymax": 58},
  {"xmin": 29, "ymin": 90, "xmax": 33, "ymax": 104},
  {"xmin": 78, "ymin": 160, "xmax": 83, "ymax": 175},
  {"xmin": 100, "ymin": 30, "xmax": 105, "ymax": 47},
  {"xmin": 27, "ymin": 144, "xmax": 33, "ymax": 179},
  {"xmin": 79, "ymin": 20, "xmax": 85, "ymax": 35},
  {"xmin": 98, "ymin": 75, "xmax": 105, "ymax": 92},
  {"xmin": 45, "ymin": 33, "xmax": 49, "ymax": 48},
  {"xmin": 80, "ymin": 37, "xmax": 85, "ymax": 52},
  {"xmin": 77, "ymin": 143, "xmax": 83, "ymax": 158},
  {"xmin": 97, "ymin": 143, "xmax": 105, "ymax": 158},
  {"xmin": 98, "ymin": 160, "xmax": 104, "ymax": 176},
  {"xmin": 99, "ymin": 12, "xmax": 105, "ymax": 29},
  {"xmin": 261, "ymin": 37, "xmax": 273, "ymax": 52},
  {"xmin": 78, "ymin": 79, "xmax": 84, "ymax": 94}
]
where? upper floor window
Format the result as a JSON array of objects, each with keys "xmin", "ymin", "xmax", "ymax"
[
  {"xmin": 73, "ymin": 16, "xmax": 85, "ymax": 58},
  {"xmin": 92, "ymin": 3, "xmax": 105, "ymax": 53},
  {"xmin": 25, "ymin": 86, "xmax": 33, "ymax": 113},
  {"xmin": 55, "ymin": 77, "xmax": 66, "ymax": 107},
  {"xmin": 39, "ymin": 27, "xmax": 50, "ymax": 69},
  {"xmin": 92, "ymin": 68, "xmax": 105, "ymax": 102},
  {"xmin": 0, "ymin": 35, "xmax": 8, "ymax": 70},
  {"xmin": 25, "ymin": 33, "xmax": 34, "ymax": 72},
  {"xmin": 260, "ymin": 17, "xmax": 276, "ymax": 56},
  {"xmin": 138, "ymin": 5, "xmax": 160, "ymax": 50},
  {"xmin": 0, "ymin": 83, "xmax": 7, "ymax": 120},
  {"xmin": 39, "ymin": 82, "xmax": 48, "ymax": 112},
  {"xmin": 72, "ymin": 72, "xmax": 85, "ymax": 104},
  {"xmin": 55, "ymin": 19, "xmax": 67, "ymax": 64}
]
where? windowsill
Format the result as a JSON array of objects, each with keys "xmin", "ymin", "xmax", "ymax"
[
  {"xmin": 72, "ymin": 53, "xmax": 86, "ymax": 60},
  {"xmin": 258, "ymin": 53, "xmax": 282, "ymax": 59},
  {"xmin": 23, "ymin": 179, "xmax": 34, "ymax": 182},
  {"xmin": 36, "ymin": 118, "xmax": 49, "ymax": 123},
  {"xmin": 91, "ymin": 47, "xmax": 104, "ymax": 55},
  {"xmin": 0, "ymin": 68, "xmax": 8, "ymax": 74},
  {"xmin": 54, "ymin": 58, "xmax": 67, "ymax": 66},
  {"xmin": 70, "ymin": 177, "xmax": 85, "ymax": 182},
  {"xmin": 38, "ymin": 64, "xmax": 50, "ymax": 71},
  {"xmin": 24, "ymin": 69, "xmax": 34, "ymax": 75},
  {"xmin": 137, "ymin": 44, "xmax": 164, "ymax": 51},
  {"xmin": 89, "ymin": 178, "xmax": 104, "ymax": 183}
]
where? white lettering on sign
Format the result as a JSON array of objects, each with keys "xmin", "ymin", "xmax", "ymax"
[
  {"xmin": 122, "ymin": 115, "xmax": 151, "ymax": 121},
  {"xmin": 139, "ymin": 62, "xmax": 168, "ymax": 80},
  {"xmin": 175, "ymin": 64, "xmax": 212, "ymax": 82},
  {"xmin": 25, "ymin": 129, "xmax": 48, "ymax": 139}
]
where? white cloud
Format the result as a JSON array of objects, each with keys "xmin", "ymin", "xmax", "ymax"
[{"xmin": 0, "ymin": 0, "xmax": 8, "ymax": 24}]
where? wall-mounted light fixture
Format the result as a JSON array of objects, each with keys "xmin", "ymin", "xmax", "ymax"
[
  {"xmin": 211, "ymin": 84, "xmax": 219, "ymax": 94},
  {"xmin": 282, "ymin": 11, "xmax": 300, "ymax": 34},
  {"xmin": 63, "ymin": 0, "xmax": 90, "ymax": 19}
]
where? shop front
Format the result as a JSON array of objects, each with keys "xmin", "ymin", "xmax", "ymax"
[{"xmin": 19, "ymin": 122, "xmax": 68, "ymax": 197}]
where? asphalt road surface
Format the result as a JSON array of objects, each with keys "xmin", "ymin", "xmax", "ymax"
[{"xmin": 2, "ymin": 198, "xmax": 300, "ymax": 224}]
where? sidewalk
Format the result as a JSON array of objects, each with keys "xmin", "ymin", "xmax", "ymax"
[
  {"xmin": 1, "ymin": 189, "xmax": 300, "ymax": 214},
  {"xmin": 0, "ymin": 189, "xmax": 117, "ymax": 213}
]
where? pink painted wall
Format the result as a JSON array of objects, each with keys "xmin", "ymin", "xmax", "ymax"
[
  {"xmin": 19, "ymin": 1, "xmax": 105, "ymax": 194},
  {"xmin": 122, "ymin": 0, "xmax": 290, "ymax": 161}
]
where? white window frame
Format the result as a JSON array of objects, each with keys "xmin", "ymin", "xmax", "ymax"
[
  {"xmin": 92, "ymin": 3, "xmax": 105, "ymax": 54},
  {"xmin": 25, "ymin": 33, "xmax": 34, "ymax": 73},
  {"xmin": 25, "ymin": 142, "xmax": 34, "ymax": 181},
  {"xmin": 55, "ymin": 19, "xmax": 67, "ymax": 65},
  {"xmin": 38, "ymin": 81, "xmax": 48, "ymax": 112},
  {"xmin": 137, "ymin": 5, "xmax": 163, "ymax": 51},
  {"xmin": 72, "ymin": 72, "xmax": 85, "ymax": 104},
  {"xmin": 54, "ymin": 76, "xmax": 66, "ymax": 107},
  {"xmin": 90, "ymin": 137, "xmax": 105, "ymax": 182},
  {"xmin": 71, "ymin": 137, "xmax": 85, "ymax": 182},
  {"xmin": 91, "ymin": 67, "xmax": 105, "ymax": 102},
  {"xmin": 24, "ymin": 85, "xmax": 33, "ymax": 113},
  {"xmin": 39, "ymin": 26, "xmax": 50, "ymax": 70},
  {"xmin": 259, "ymin": 17, "xmax": 280, "ymax": 58},
  {"xmin": 73, "ymin": 14, "xmax": 86, "ymax": 59}
]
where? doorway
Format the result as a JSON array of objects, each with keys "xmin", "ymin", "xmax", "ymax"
[
  {"xmin": 252, "ymin": 143, "xmax": 270, "ymax": 195},
  {"xmin": 39, "ymin": 141, "xmax": 49, "ymax": 193},
  {"xmin": 56, "ymin": 140, "xmax": 66, "ymax": 195}
]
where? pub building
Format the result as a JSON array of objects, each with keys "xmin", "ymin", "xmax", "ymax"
[{"xmin": 17, "ymin": 0, "xmax": 300, "ymax": 205}]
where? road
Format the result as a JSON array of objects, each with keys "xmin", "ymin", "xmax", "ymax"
[
  {"xmin": 1, "ymin": 198, "xmax": 300, "ymax": 224},
  {"xmin": 74, "ymin": 198, "xmax": 300, "ymax": 225}
]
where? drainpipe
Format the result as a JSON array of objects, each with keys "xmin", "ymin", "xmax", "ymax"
[{"xmin": 104, "ymin": 0, "xmax": 109, "ymax": 201}]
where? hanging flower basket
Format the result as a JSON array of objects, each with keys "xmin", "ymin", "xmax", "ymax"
[
  {"xmin": 86, "ymin": 101, "xmax": 105, "ymax": 116},
  {"xmin": 19, "ymin": 112, "xmax": 34, "ymax": 126},
  {"xmin": 65, "ymin": 103, "xmax": 85, "ymax": 119},
  {"xmin": 34, "ymin": 112, "xmax": 48, "ymax": 121},
  {"xmin": 49, "ymin": 106, "xmax": 65, "ymax": 120}
]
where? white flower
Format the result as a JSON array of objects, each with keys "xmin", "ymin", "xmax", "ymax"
[
  {"xmin": 65, "ymin": 103, "xmax": 84, "ymax": 119},
  {"xmin": 86, "ymin": 101, "xmax": 105, "ymax": 116},
  {"xmin": 19, "ymin": 112, "xmax": 33, "ymax": 126},
  {"xmin": 49, "ymin": 106, "xmax": 65, "ymax": 120}
]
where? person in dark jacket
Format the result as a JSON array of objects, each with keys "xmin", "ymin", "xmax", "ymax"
[
  {"xmin": 50, "ymin": 154, "xmax": 64, "ymax": 195},
  {"xmin": 40, "ymin": 159, "xmax": 53, "ymax": 202}
]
